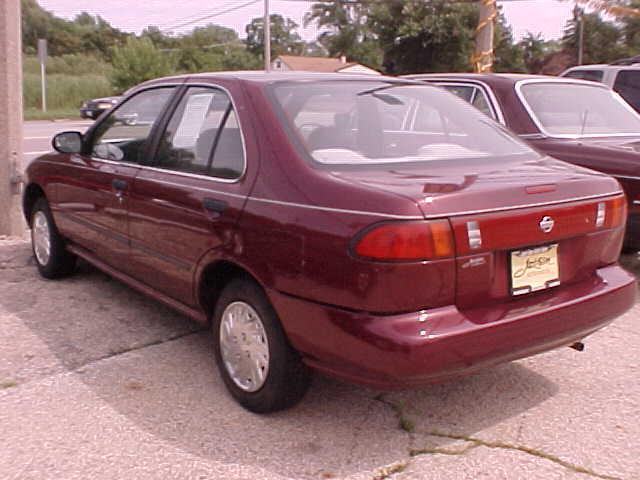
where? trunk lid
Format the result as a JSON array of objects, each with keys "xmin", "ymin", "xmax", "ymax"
[{"xmin": 332, "ymin": 155, "xmax": 624, "ymax": 312}]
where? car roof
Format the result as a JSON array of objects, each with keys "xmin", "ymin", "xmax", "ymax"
[
  {"xmin": 140, "ymin": 70, "xmax": 422, "ymax": 87},
  {"xmin": 564, "ymin": 64, "xmax": 640, "ymax": 71},
  {"xmin": 404, "ymin": 72, "xmax": 611, "ymax": 89}
]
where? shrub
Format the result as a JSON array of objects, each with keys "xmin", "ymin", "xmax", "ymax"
[{"xmin": 109, "ymin": 37, "xmax": 173, "ymax": 91}]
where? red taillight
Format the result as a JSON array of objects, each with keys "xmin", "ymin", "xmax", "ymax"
[
  {"xmin": 353, "ymin": 220, "xmax": 454, "ymax": 261},
  {"xmin": 603, "ymin": 195, "xmax": 627, "ymax": 229}
]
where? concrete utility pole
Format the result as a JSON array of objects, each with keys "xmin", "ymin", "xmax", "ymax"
[
  {"xmin": 473, "ymin": 0, "xmax": 497, "ymax": 73},
  {"xmin": 264, "ymin": 0, "xmax": 271, "ymax": 71},
  {"xmin": 0, "ymin": 0, "xmax": 25, "ymax": 236}
]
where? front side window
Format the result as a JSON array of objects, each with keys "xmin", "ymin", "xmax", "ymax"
[
  {"xmin": 613, "ymin": 70, "xmax": 640, "ymax": 112},
  {"xmin": 155, "ymin": 87, "xmax": 245, "ymax": 179},
  {"xmin": 519, "ymin": 81, "xmax": 640, "ymax": 137},
  {"xmin": 270, "ymin": 81, "xmax": 533, "ymax": 167},
  {"xmin": 91, "ymin": 87, "xmax": 175, "ymax": 163}
]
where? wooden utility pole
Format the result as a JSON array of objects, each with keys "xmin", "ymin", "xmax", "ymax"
[
  {"xmin": 264, "ymin": 0, "xmax": 271, "ymax": 71},
  {"xmin": 0, "ymin": 0, "xmax": 25, "ymax": 236},
  {"xmin": 472, "ymin": 0, "xmax": 498, "ymax": 73}
]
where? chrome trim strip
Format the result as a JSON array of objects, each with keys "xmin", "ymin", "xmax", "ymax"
[
  {"xmin": 245, "ymin": 197, "xmax": 424, "ymax": 219},
  {"xmin": 514, "ymin": 78, "xmax": 640, "ymax": 139},
  {"xmin": 429, "ymin": 191, "xmax": 624, "ymax": 219},
  {"xmin": 137, "ymin": 164, "xmax": 239, "ymax": 184}
]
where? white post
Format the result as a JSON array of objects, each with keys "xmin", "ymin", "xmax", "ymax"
[
  {"xmin": 0, "ymin": 0, "xmax": 25, "ymax": 235},
  {"xmin": 264, "ymin": 0, "xmax": 271, "ymax": 72},
  {"xmin": 40, "ymin": 61, "xmax": 46, "ymax": 112},
  {"xmin": 38, "ymin": 38, "xmax": 47, "ymax": 112}
]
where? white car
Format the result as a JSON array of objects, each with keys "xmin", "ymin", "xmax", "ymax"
[{"xmin": 561, "ymin": 61, "xmax": 640, "ymax": 112}]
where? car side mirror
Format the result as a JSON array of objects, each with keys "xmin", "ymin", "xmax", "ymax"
[{"xmin": 53, "ymin": 131, "xmax": 83, "ymax": 154}]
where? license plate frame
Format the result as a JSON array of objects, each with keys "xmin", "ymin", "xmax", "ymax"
[{"xmin": 510, "ymin": 244, "xmax": 560, "ymax": 296}]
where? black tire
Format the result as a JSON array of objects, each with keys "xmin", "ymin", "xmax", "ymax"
[
  {"xmin": 212, "ymin": 277, "xmax": 311, "ymax": 413},
  {"xmin": 31, "ymin": 197, "xmax": 76, "ymax": 279}
]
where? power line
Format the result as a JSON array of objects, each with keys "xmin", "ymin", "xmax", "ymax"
[
  {"xmin": 156, "ymin": 0, "xmax": 253, "ymax": 29},
  {"xmin": 161, "ymin": 0, "xmax": 261, "ymax": 32}
]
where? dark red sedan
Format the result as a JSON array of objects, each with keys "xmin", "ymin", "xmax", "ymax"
[
  {"xmin": 23, "ymin": 72, "xmax": 636, "ymax": 412},
  {"xmin": 406, "ymin": 73, "xmax": 640, "ymax": 250}
]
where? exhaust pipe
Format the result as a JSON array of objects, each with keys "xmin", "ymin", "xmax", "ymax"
[{"xmin": 569, "ymin": 342, "xmax": 585, "ymax": 352}]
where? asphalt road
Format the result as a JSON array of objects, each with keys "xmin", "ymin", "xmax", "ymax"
[
  {"xmin": 23, "ymin": 119, "xmax": 93, "ymax": 164},
  {"xmin": 6, "ymin": 120, "xmax": 640, "ymax": 479},
  {"xmin": 0, "ymin": 236, "xmax": 638, "ymax": 480}
]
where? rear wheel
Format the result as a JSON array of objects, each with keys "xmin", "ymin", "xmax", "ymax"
[
  {"xmin": 31, "ymin": 198, "xmax": 76, "ymax": 279},
  {"xmin": 212, "ymin": 277, "xmax": 311, "ymax": 413}
]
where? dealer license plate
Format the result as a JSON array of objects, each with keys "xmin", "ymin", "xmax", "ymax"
[{"xmin": 510, "ymin": 244, "xmax": 560, "ymax": 296}]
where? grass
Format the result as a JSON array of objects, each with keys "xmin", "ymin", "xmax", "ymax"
[
  {"xmin": 22, "ymin": 54, "xmax": 116, "ymax": 119},
  {"xmin": 24, "ymin": 108, "xmax": 81, "ymax": 121},
  {"xmin": 23, "ymin": 73, "xmax": 114, "ymax": 112}
]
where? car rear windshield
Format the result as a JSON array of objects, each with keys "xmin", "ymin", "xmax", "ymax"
[
  {"xmin": 519, "ymin": 82, "xmax": 640, "ymax": 137},
  {"xmin": 269, "ymin": 81, "xmax": 535, "ymax": 167}
]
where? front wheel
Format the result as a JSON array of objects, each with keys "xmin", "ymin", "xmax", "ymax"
[
  {"xmin": 31, "ymin": 198, "xmax": 76, "ymax": 279},
  {"xmin": 212, "ymin": 277, "xmax": 311, "ymax": 413}
]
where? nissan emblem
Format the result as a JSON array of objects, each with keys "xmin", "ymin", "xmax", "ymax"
[{"xmin": 539, "ymin": 216, "xmax": 554, "ymax": 233}]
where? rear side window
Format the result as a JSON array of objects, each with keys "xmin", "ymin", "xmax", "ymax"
[
  {"xmin": 563, "ymin": 70, "xmax": 604, "ymax": 83},
  {"xmin": 442, "ymin": 84, "xmax": 497, "ymax": 120},
  {"xmin": 156, "ymin": 86, "xmax": 245, "ymax": 180},
  {"xmin": 614, "ymin": 71, "xmax": 640, "ymax": 112}
]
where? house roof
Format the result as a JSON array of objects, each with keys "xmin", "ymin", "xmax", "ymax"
[{"xmin": 275, "ymin": 55, "xmax": 358, "ymax": 73}]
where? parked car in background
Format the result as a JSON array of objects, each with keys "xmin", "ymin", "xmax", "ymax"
[
  {"xmin": 561, "ymin": 61, "xmax": 640, "ymax": 112},
  {"xmin": 23, "ymin": 72, "xmax": 635, "ymax": 412},
  {"xmin": 79, "ymin": 95, "xmax": 121, "ymax": 119},
  {"xmin": 407, "ymin": 73, "xmax": 640, "ymax": 250}
]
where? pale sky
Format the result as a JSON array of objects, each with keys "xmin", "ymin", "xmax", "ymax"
[{"xmin": 37, "ymin": 0, "xmax": 575, "ymax": 41}]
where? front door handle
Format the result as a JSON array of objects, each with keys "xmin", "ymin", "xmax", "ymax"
[
  {"xmin": 203, "ymin": 198, "xmax": 228, "ymax": 216},
  {"xmin": 112, "ymin": 178, "xmax": 128, "ymax": 191}
]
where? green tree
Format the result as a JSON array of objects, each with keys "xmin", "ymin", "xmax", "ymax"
[
  {"xmin": 368, "ymin": 0, "xmax": 477, "ymax": 74},
  {"xmin": 562, "ymin": 11, "xmax": 627, "ymax": 64},
  {"xmin": 21, "ymin": 0, "xmax": 128, "ymax": 58},
  {"xmin": 245, "ymin": 14, "xmax": 304, "ymax": 59},
  {"xmin": 518, "ymin": 32, "xmax": 561, "ymax": 73},
  {"xmin": 305, "ymin": 0, "xmax": 382, "ymax": 68},
  {"xmin": 493, "ymin": 11, "xmax": 525, "ymax": 72},
  {"xmin": 109, "ymin": 37, "xmax": 173, "ymax": 91}
]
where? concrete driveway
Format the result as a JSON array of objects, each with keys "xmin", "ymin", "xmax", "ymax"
[{"xmin": 0, "ymin": 238, "xmax": 638, "ymax": 480}]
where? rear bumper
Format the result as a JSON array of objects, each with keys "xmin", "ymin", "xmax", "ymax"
[{"xmin": 271, "ymin": 265, "xmax": 636, "ymax": 389}]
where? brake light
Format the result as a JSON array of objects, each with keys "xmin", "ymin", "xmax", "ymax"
[
  {"xmin": 353, "ymin": 220, "xmax": 454, "ymax": 261},
  {"xmin": 603, "ymin": 196, "xmax": 627, "ymax": 229}
]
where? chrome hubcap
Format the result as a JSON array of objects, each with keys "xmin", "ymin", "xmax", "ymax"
[
  {"xmin": 32, "ymin": 211, "xmax": 51, "ymax": 266},
  {"xmin": 219, "ymin": 301, "xmax": 270, "ymax": 392}
]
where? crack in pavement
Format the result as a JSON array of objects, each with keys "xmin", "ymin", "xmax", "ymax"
[
  {"xmin": 77, "ymin": 328, "xmax": 206, "ymax": 371},
  {"xmin": 0, "ymin": 329, "xmax": 205, "ymax": 397},
  {"xmin": 372, "ymin": 394, "xmax": 623, "ymax": 480}
]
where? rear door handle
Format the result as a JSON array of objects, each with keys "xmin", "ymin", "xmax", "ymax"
[{"xmin": 203, "ymin": 198, "xmax": 228, "ymax": 216}]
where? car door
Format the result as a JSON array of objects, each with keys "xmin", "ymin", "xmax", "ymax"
[
  {"xmin": 126, "ymin": 82, "xmax": 258, "ymax": 306},
  {"xmin": 54, "ymin": 86, "xmax": 177, "ymax": 271}
]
